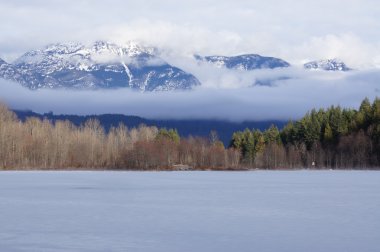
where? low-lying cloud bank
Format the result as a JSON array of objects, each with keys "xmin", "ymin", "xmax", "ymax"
[{"xmin": 0, "ymin": 69, "xmax": 379, "ymax": 121}]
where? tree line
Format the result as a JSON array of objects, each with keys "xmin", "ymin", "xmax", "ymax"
[
  {"xmin": 230, "ymin": 97, "xmax": 380, "ymax": 169},
  {"xmin": 0, "ymin": 103, "xmax": 239, "ymax": 170},
  {"xmin": 0, "ymin": 97, "xmax": 379, "ymax": 170}
]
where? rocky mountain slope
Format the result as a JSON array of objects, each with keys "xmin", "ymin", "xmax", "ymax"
[
  {"xmin": 195, "ymin": 54, "xmax": 290, "ymax": 70},
  {"xmin": 304, "ymin": 59, "xmax": 351, "ymax": 71},
  {"xmin": 0, "ymin": 41, "xmax": 200, "ymax": 91}
]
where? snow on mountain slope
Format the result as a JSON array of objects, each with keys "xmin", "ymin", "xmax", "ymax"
[
  {"xmin": 0, "ymin": 57, "xmax": 41, "ymax": 87},
  {"xmin": 1, "ymin": 41, "xmax": 200, "ymax": 91},
  {"xmin": 304, "ymin": 59, "xmax": 351, "ymax": 71},
  {"xmin": 195, "ymin": 54, "xmax": 290, "ymax": 70}
]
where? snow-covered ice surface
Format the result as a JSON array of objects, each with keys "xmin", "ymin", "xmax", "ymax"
[{"xmin": 0, "ymin": 171, "xmax": 379, "ymax": 252}]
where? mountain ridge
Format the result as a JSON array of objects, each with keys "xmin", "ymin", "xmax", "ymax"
[
  {"xmin": 304, "ymin": 59, "xmax": 351, "ymax": 71},
  {"xmin": 1, "ymin": 42, "xmax": 354, "ymax": 91},
  {"xmin": 195, "ymin": 54, "xmax": 291, "ymax": 70},
  {"xmin": 13, "ymin": 109, "xmax": 287, "ymax": 146},
  {"xmin": 1, "ymin": 41, "xmax": 201, "ymax": 91}
]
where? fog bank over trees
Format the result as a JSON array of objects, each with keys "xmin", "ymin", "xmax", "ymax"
[{"xmin": 0, "ymin": 71, "xmax": 379, "ymax": 121}]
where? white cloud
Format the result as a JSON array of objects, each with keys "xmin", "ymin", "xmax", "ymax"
[
  {"xmin": 1, "ymin": 0, "xmax": 380, "ymax": 69},
  {"xmin": 281, "ymin": 33, "xmax": 380, "ymax": 68},
  {"xmin": 0, "ymin": 69, "xmax": 378, "ymax": 121}
]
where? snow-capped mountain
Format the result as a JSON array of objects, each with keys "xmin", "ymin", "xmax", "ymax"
[
  {"xmin": 195, "ymin": 54, "xmax": 290, "ymax": 70},
  {"xmin": 0, "ymin": 58, "xmax": 39, "ymax": 86},
  {"xmin": 0, "ymin": 41, "xmax": 200, "ymax": 91},
  {"xmin": 304, "ymin": 59, "xmax": 351, "ymax": 71}
]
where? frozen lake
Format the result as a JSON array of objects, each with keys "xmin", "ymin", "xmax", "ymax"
[{"xmin": 0, "ymin": 171, "xmax": 379, "ymax": 252}]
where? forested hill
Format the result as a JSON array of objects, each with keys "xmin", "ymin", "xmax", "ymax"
[
  {"xmin": 13, "ymin": 110, "xmax": 286, "ymax": 146},
  {"xmin": 230, "ymin": 97, "xmax": 380, "ymax": 168}
]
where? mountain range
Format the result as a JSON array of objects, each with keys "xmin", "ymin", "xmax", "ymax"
[
  {"xmin": 0, "ymin": 41, "xmax": 200, "ymax": 91},
  {"xmin": 0, "ymin": 41, "xmax": 352, "ymax": 91},
  {"xmin": 14, "ymin": 109, "xmax": 286, "ymax": 146}
]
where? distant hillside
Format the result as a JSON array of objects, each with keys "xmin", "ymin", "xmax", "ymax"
[
  {"xmin": 14, "ymin": 110, "xmax": 287, "ymax": 146},
  {"xmin": 304, "ymin": 59, "xmax": 351, "ymax": 71},
  {"xmin": 195, "ymin": 54, "xmax": 290, "ymax": 70}
]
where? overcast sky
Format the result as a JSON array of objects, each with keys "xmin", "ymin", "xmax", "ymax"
[{"xmin": 1, "ymin": 0, "xmax": 380, "ymax": 68}]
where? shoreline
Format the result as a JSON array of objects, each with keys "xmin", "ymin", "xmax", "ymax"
[{"xmin": 1, "ymin": 167, "xmax": 380, "ymax": 172}]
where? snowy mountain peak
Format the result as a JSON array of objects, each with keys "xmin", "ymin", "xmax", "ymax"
[
  {"xmin": 90, "ymin": 41, "xmax": 154, "ymax": 57},
  {"xmin": 196, "ymin": 54, "xmax": 290, "ymax": 70},
  {"xmin": 15, "ymin": 42, "xmax": 84, "ymax": 63},
  {"xmin": 304, "ymin": 59, "xmax": 351, "ymax": 71},
  {"xmin": 44, "ymin": 42, "xmax": 84, "ymax": 54},
  {"xmin": 14, "ymin": 41, "xmax": 156, "ymax": 65},
  {"xmin": 1, "ymin": 41, "xmax": 200, "ymax": 91}
]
